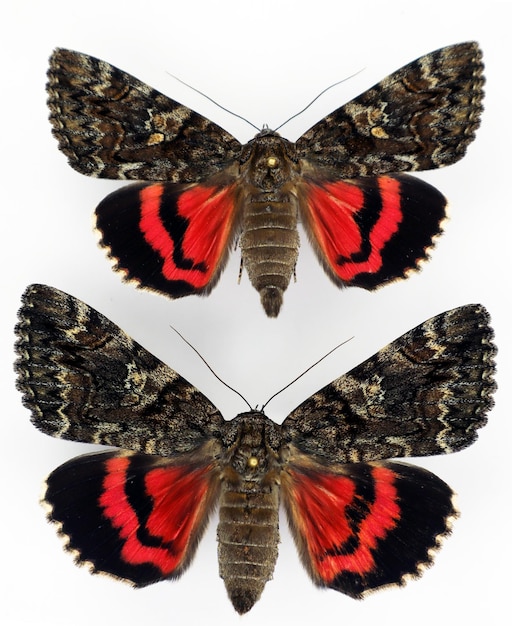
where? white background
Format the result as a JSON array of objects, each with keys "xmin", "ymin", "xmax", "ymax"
[{"xmin": 2, "ymin": 1, "xmax": 510, "ymax": 624}]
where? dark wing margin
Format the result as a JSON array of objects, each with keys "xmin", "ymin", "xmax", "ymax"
[
  {"xmin": 282, "ymin": 304, "xmax": 496, "ymax": 463},
  {"xmin": 47, "ymin": 48, "xmax": 242, "ymax": 182},
  {"xmin": 15, "ymin": 284, "xmax": 225, "ymax": 456},
  {"xmin": 296, "ymin": 42, "xmax": 484, "ymax": 178}
]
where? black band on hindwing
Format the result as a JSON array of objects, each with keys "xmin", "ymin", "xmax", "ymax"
[{"xmin": 324, "ymin": 464, "xmax": 376, "ymax": 557}]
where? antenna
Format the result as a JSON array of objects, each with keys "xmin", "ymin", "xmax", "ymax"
[
  {"xmin": 274, "ymin": 69, "xmax": 364, "ymax": 132},
  {"xmin": 260, "ymin": 337, "xmax": 353, "ymax": 411},
  {"xmin": 168, "ymin": 69, "xmax": 364, "ymax": 134},
  {"xmin": 169, "ymin": 325, "xmax": 253, "ymax": 410},
  {"xmin": 171, "ymin": 326, "xmax": 352, "ymax": 415},
  {"xmin": 167, "ymin": 72, "xmax": 260, "ymax": 132}
]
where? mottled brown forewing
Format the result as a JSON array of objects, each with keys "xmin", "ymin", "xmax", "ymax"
[
  {"xmin": 282, "ymin": 304, "xmax": 496, "ymax": 462},
  {"xmin": 15, "ymin": 284, "xmax": 224, "ymax": 456},
  {"xmin": 47, "ymin": 48, "xmax": 242, "ymax": 182},
  {"xmin": 296, "ymin": 42, "xmax": 484, "ymax": 177}
]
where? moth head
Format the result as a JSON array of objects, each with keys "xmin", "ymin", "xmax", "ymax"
[{"xmin": 220, "ymin": 411, "xmax": 282, "ymax": 477}]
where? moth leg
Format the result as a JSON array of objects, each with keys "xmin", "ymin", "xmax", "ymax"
[{"xmin": 237, "ymin": 257, "xmax": 244, "ymax": 284}]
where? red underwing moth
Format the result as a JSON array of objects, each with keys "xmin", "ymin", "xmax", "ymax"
[
  {"xmin": 47, "ymin": 43, "xmax": 484, "ymax": 317},
  {"xmin": 15, "ymin": 285, "xmax": 496, "ymax": 613}
]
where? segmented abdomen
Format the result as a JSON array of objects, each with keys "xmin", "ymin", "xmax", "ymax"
[
  {"xmin": 217, "ymin": 481, "xmax": 280, "ymax": 614},
  {"xmin": 239, "ymin": 194, "xmax": 299, "ymax": 318}
]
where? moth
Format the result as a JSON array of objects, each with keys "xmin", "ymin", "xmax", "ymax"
[
  {"xmin": 47, "ymin": 43, "xmax": 484, "ymax": 317},
  {"xmin": 16, "ymin": 285, "xmax": 495, "ymax": 613}
]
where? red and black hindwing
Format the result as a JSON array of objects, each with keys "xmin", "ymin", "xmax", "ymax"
[
  {"xmin": 299, "ymin": 173, "xmax": 446, "ymax": 288},
  {"xmin": 44, "ymin": 450, "xmax": 220, "ymax": 585},
  {"xmin": 96, "ymin": 181, "xmax": 239, "ymax": 297},
  {"xmin": 282, "ymin": 460, "xmax": 455, "ymax": 598}
]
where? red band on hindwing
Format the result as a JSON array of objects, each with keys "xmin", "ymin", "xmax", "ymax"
[
  {"xmin": 286, "ymin": 465, "xmax": 399, "ymax": 583},
  {"xmin": 366, "ymin": 177, "xmax": 403, "ymax": 269},
  {"xmin": 139, "ymin": 183, "xmax": 236, "ymax": 289},
  {"xmin": 305, "ymin": 176, "xmax": 403, "ymax": 282},
  {"xmin": 301, "ymin": 172, "xmax": 448, "ymax": 290},
  {"xmin": 100, "ymin": 456, "xmax": 213, "ymax": 574}
]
